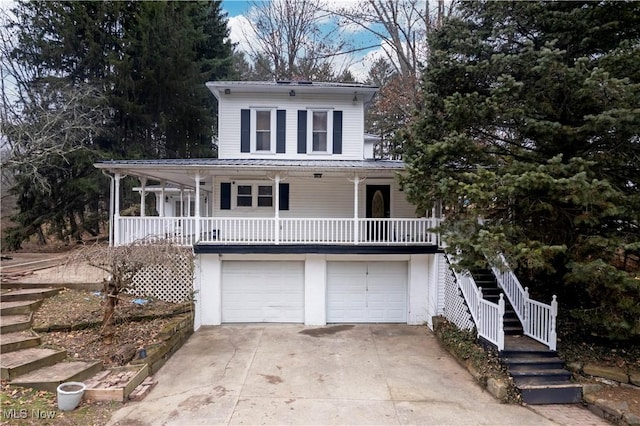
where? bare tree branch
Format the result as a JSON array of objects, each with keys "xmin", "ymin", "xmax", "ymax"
[{"xmin": 241, "ymin": 0, "xmax": 352, "ymax": 81}]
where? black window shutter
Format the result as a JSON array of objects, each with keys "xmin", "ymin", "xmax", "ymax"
[
  {"xmin": 220, "ymin": 182, "xmax": 231, "ymax": 210},
  {"xmin": 279, "ymin": 183, "xmax": 289, "ymax": 211},
  {"xmin": 333, "ymin": 110, "xmax": 343, "ymax": 154},
  {"xmin": 297, "ymin": 110, "xmax": 307, "ymax": 154},
  {"xmin": 276, "ymin": 110, "xmax": 286, "ymax": 153},
  {"xmin": 240, "ymin": 109, "xmax": 250, "ymax": 153}
]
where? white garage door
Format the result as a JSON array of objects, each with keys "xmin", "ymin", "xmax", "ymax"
[
  {"xmin": 222, "ymin": 261, "xmax": 304, "ymax": 323},
  {"xmin": 327, "ymin": 261, "xmax": 407, "ymax": 323}
]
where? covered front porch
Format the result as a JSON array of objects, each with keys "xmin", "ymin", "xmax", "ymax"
[
  {"xmin": 115, "ymin": 216, "xmax": 441, "ymax": 247},
  {"xmin": 95, "ymin": 159, "xmax": 443, "ymax": 248}
]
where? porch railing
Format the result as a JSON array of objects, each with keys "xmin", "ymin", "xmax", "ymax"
[
  {"xmin": 114, "ymin": 216, "xmax": 441, "ymax": 247},
  {"xmin": 445, "ymin": 255, "xmax": 505, "ymax": 350},
  {"xmin": 491, "ymin": 255, "xmax": 557, "ymax": 350}
]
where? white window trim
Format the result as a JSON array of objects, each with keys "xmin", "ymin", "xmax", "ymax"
[
  {"xmin": 307, "ymin": 109, "xmax": 333, "ymax": 154},
  {"xmin": 250, "ymin": 109, "xmax": 277, "ymax": 154},
  {"xmin": 233, "ymin": 182, "xmax": 274, "ymax": 209}
]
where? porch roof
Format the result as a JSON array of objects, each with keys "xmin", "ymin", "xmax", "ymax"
[{"xmin": 95, "ymin": 158, "xmax": 405, "ymax": 188}]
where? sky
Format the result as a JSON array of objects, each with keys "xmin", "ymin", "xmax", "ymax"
[{"xmin": 221, "ymin": 0, "xmax": 386, "ymax": 82}]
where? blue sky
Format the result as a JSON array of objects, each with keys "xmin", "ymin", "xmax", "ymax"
[
  {"xmin": 221, "ymin": 0, "xmax": 385, "ymax": 81},
  {"xmin": 222, "ymin": 0, "xmax": 250, "ymax": 17}
]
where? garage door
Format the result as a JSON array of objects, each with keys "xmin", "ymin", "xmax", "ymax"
[
  {"xmin": 222, "ymin": 261, "xmax": 304, "ymax": 323},
  {"xmin": 327, "ymin": 261, "xmax": 407, "ymax": 323}
]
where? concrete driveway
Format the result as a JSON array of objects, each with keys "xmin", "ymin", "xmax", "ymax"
[{"xmin": 108, "ymin": 324, "xmax": 557, "ymax": 425}]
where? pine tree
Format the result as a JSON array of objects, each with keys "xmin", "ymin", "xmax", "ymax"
[
  {"xmin": 3, "ymin": 0, "xmax": 233, "ymax": 249},
  {"xmin": 405, "ymin": 1, "xmax": 640, "ymax": 341}
]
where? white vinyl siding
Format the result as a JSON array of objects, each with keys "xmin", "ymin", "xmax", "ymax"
[
  {"xmin": 221, "ymin": 261, "xmax": 304, "ymax": 323},
  {"xmin": 217, "ymin": 92, "xmax": 363, "ymax": 160},
  {"xmin": 212, "ymin": 176, "xmax": 420, "ymax": 219}
]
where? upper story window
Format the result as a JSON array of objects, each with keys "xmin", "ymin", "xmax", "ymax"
[
  {"xmin": 255, "ymin": 110, "xmax": 272, "ymax": 151},
  {"xmin": 241, "ymin": 109, "xmax": 286, "ymax": 154},
  {"xmin": 298, "ymin": 109, "xmax": 342, "ymax": 155},
  {"xmin": 312, "ymin": 111, "xmax": 328, "ymax": 152}
]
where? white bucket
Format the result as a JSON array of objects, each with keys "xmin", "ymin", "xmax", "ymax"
[{"xmin": 56, "ymin": 382, "xmax": 86, "ymax": 411}]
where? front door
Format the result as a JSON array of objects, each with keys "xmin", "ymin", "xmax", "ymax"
[{"xmin": 366, "ymin": 185, "xmax": 390, "ymax": 241}]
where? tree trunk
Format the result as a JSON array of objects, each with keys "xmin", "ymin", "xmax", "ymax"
[
  {"xmin": 101, "ymin": 279, "xmax": 119, "ymax": 342},
  {"xmin": 111, "ymin": 343, "xmax": 137, "ymax": 365}
]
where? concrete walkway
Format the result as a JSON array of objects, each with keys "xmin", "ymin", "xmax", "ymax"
[{"xmin": 106, "ymin": 324, "xmax": 600, "ymax": 426}]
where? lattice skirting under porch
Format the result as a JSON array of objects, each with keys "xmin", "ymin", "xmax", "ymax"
[
  {"xmin": 128, "ymin": 255, "xmax": 194, "ymax": 303},
  {"xmin": 443, "ymin": 262, "xmax": 475, "ymax": 331}
]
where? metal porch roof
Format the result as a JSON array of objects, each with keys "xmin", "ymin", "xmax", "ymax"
[{"xmin": 94, "ymin": 158, "xmax": 406, "ymax": 188}]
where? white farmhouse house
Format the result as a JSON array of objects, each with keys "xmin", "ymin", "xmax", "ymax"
[
  {"xmin": 95, "ymin": 80, "xmax": 571, "ymax": 404},
  {"xmin": 95, "ymin": 81, "xmax": 447, "ymax": 329}
]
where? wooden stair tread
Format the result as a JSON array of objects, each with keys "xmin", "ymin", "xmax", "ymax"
[
  {"xmin": 0, "ymin": 300, "xmax": 39, "ymax": 309},
  {"xmin": 0, "ymin": 288, "xmax": 60, "ymax": 302},
  {"xmin": 10, "ymin": 360, "xmax": 102, "ymax": 393},
  {"xmin": 1, "ymin": 347, "xmax": 65, "ymax": 368},
  {"xmin": 0, "ymin": 314, "xmax": 31, "ymax": 326},
  {"xmin": 1, "ymin": 330, "xmax": 39, "ymax": 344},
  {"xmin": 0, "ymin": 300, "xmax": 42, "ymax": 315}
]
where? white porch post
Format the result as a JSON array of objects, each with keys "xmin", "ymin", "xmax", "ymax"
[
  {"xmin": 180, "ymin": 187, "xmax": 184, "ymax": 217},
  {"xmin": 160, "ymin": 181, "xmax": 166, "ymax": 217},
  {"xmin": 274, "ymin": 174, "xmax": 280, "ymax": 244},
  {"xmin": 139, "ymin": 177, "xmax": 147, "ymax": 217},
  {"xmin": 195, "ymin": 173, "xmax": 201, "ymax": 242},
  {"xmin": 103, "ymin": 171, "xmax": 115, "ymax": 247},
  {"xmin": 353, "ymin": 174, "xmax": 360, "ymax": 244},
  {"xmin": 114, "ymin": 172, "xmax": 121, "ymax": 246}
]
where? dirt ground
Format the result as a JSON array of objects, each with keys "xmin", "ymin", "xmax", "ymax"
[
  {"xmin": 34, "ymin": 289, "xmax": 188, "ymax": 365},
  {"xmin": 1, "ymin": 286, "xmax": 188, "ymax": 426}
]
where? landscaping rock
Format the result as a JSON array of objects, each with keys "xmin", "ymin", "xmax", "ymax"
[
  {"xmin": 581, "ymin": 383, "xmax": 603, "ymax": 396},
  {"xmin": 624, "ymin": 411, "xmax": 640, "ymax": 426},
  {"xmin": 487, "ymin": 377, "xmax": 508, "ymax": 401},
  {"xmin": 583, "ymin": 393, "xmax": 599, "ymax": 405},
  {"xmin": 566, "ymin": 361, "xmax": 583, "ymax": 373},
  {"xmin": 583, "ymin": 364, "xmax": 629, "ymax": 383},
  {"xmin": 630, "ymin": 372, "xmax": 640, "ymax": 387},
  {"xmin": 599, "ymin": 399, "xmax": 627, "ymax": 420},
  {"xmin": 464, "ymin": 359, "xmax": 483, "ymax": 382}
]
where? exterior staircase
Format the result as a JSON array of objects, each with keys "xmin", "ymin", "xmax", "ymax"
[
  {"xmin": 470, "ymin": 268, "xmax": 582, "ymax": 405},
  {"xmin": 0, "ymin": 287, "xmax": 102, "ymax": 393}
]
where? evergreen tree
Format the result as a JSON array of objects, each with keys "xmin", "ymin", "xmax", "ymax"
[
  {"xmin": 2, "ymin": 1, "xmax": 233, "ymax": 249},
  {"xmin": 404, "ymin": 1, "xmax": 640, "ymax": 341}
]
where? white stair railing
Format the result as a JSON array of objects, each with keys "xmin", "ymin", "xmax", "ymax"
[
  {"xmin": 445, "ymin": 254, "xmax": 505, "ymax": 350},
  {"xmin": 491, "ymin": 254, "xmax": 558, "ymax": 350}
]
